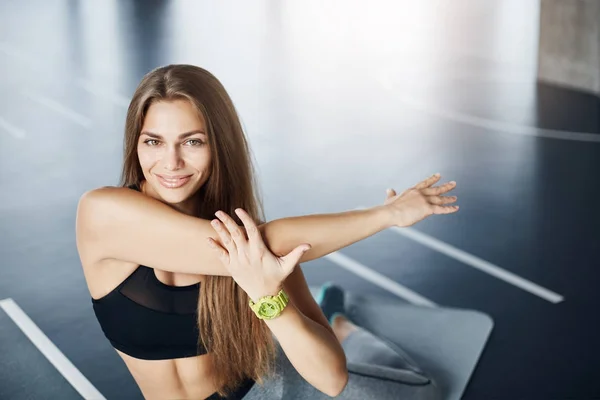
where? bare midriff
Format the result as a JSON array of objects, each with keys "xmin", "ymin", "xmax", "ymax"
[{"xmin": 117, "ymin": 350, "xmax": 219, "ymax": 399}]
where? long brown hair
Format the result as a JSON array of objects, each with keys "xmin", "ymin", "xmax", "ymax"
[{"xmin": 119, "ymin": 64, "xmax": 275, "ymax": 396}]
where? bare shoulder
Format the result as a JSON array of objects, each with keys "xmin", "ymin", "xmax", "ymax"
[
  {"xmin": 77, "ymin": 185, "xmax": 136, "ymax": 227},
  {"xmin": 80, "ymin": 185, "xmax": 133, "ymax": 201},
  {"xmin": 76, "ymin": 186, "xmax": 128, "ymax": 261},
  {"xmin": 77, "ymin": 185, "xmax": 140, "ymax": 215},
  {"xmin": 76, "ymin": 186, "xmax": 139, "ymax": 299}
]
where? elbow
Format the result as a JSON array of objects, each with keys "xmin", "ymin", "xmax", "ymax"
[{"xmin": 323, "ymin": 366, "xmax": 349, "ymax": 398}]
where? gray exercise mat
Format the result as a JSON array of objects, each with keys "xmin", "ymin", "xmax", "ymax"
[{"xmin": 310, "ymin": 288, "xmax": 494, "ymax": 400}]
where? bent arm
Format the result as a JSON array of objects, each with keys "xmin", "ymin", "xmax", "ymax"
[
  {"xmin": 263, "ymin": 303, "xmax": 348, "ymax": 397},
  {"xmin": 265, "ymin": 265, "xmax": 348, "ymax": 397},
  {"xmin": 76, "ymin": 186, "xmax": 392, "ymax": 275}
]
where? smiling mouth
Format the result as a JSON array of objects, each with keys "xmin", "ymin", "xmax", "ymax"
[{"xmin": 155, "ymin": 174, "xmax": 192, "ymax": 189}]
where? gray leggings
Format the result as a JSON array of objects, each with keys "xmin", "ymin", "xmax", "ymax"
[{"xmin": 242, "ymin": 328, "xmax": 440, "ymax": 399}]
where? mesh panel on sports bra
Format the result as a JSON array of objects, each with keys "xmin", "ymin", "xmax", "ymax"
[{"xmin": 119, "ymin": 266, "xmax": 200, "ymax": 315}]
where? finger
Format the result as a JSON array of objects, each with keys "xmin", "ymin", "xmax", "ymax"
[
  {"xmin": 427, "ymin": 195, "xmax": 458, "ymax": 205},
  {"xmin": 280, "ymin": 244, "xmax": 311, "ymax": 276},
  {"xmin": 386, "ymin": 188, "xmax": 397, "ymax": 199},
  {"xmin": 234, "ymin": 208, "xmax": 266, "ymax": 251},
  {"xmin": 421, "ymin": 181, "xmax": 456, "ymax": 196},
  {"xmin": 215, "ymin": 210, "xmax": 247, "ymax": 251},
  {"xmin": 414, "ymin": 173, "xmax": 441, "ymax": 190},
  {"xmin": 206, "ymin": 237, "xmax": 230, "ymax": 265},
  {"xmin": 432, "ymin": 204, "xmax": 460, "ymax": 214},
  {"xmin": 210, "ymin": 218, "xmax": 238, "ymax": 255}
]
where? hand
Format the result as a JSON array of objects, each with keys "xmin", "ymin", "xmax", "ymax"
[
  {"xmin": 384, "ymin": 173, "xmax": 459, "ymax": 227},
  {"xmin": 207, "ymin": 209, "xmax": 311, "ymax": 301}
]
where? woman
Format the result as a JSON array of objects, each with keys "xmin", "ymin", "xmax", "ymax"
[{"xmin": 75, "ymin": 64, "xmax": 458, "ymax": 399}]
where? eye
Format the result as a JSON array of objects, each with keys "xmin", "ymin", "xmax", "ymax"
[
  {"xmin": 144, "ymin": 139, "xmax": 160, "ymax": 146},
  {"xmin": 186, "ymin": 139, "xmax": 206, "ymax": 146}
]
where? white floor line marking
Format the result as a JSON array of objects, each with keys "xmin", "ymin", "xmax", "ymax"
[
  {"xmin": 388, "ymin": 225, "xmax": 564, "ymax": 303},
  {"xmin": 324, "ymin": 252, "xmax": 437, "ymax": 307},
  {"xmin": 76, "ymin": 79, "xmax": 131, "ymax": 109},
  {"xmin": 22, "ymin": 90, "xmax": 92, "ymax": 129},
  {"xmin": 0, "ymin": 298, "xmax": 106, "ymax": 400},
  {"xmin": 378, "ymin": 75, "xmax": 600, "ymax": 143},
  {"xmin": 356, "ymin": 205, "xmax": 564, "ymax": 303},
  {"xmin": 0, "ymin": 116, "xmax": 26, "ymax": 139}
]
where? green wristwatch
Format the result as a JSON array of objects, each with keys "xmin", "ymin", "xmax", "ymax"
[{"xmin": 249, "ymin": 289, "xmax": 289, "ymax": 320}]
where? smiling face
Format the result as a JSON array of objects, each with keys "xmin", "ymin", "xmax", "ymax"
[{"xmin": 137, "ymin": 99, "xmax": 212, "ymax": 214}]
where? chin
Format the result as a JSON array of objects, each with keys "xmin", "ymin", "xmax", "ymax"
[{"xmin": 157, "ymin": 190, "xmax": 191, "ymax": 205}]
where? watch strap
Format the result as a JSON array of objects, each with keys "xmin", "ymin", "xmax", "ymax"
[{"xmin": 249, "ymin": 289, "xmax": 289, "ymax": 319}]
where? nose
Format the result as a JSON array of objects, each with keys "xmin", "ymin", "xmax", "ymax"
[{"xmin": 164, "ymin": 146, "xmax": 184, "ymax": 171}]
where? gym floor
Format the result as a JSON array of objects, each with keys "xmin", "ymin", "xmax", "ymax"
[{"xmin": 1, "ymin": 1, "xmax": 598, "ymax": 399}]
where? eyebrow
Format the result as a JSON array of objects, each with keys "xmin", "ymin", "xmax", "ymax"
[{"xmin": 140, "ymin": 130, "xmax": 206, "ymax": 139}]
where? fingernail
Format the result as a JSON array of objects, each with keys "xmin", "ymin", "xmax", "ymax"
[
  {"xmin": 434, "ymin": 173, "xmax": 440, "ymax": 177},
  {"xmin": 450, "ymin": 181, "xmax": 456, "ymax": 184}
]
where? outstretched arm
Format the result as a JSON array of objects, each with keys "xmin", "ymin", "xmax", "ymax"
[
  {"xmin": 260, "ymin": 207, "xmax": 389, "ymax": 263},
  {"xmin": 76, "ymin": 173, "xmax": 457, "ymax": 275},
  {"xmin": 264, "ymin": 173, "xmax": 458, "ymax": 263}
]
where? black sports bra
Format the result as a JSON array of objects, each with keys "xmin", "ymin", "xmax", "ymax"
[
  {"xmin": 92, "ymin": 264, "xmax": 205, "ymax": 360},
  {"xmin": 91, "ymin": 265, "xmax": 255, "ymax": 399}
]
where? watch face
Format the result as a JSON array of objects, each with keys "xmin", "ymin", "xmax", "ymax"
[{"xmin": 258, "ymin": 299, "xmax": 281, "ymax": 319}]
